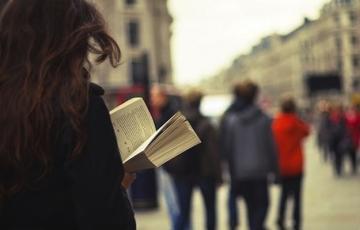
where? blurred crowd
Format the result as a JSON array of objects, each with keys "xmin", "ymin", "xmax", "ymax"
[
  {"xmin": 131, "ymin": 80, "xmax": 360, "ymax": 230},
  {"xmin": 316, "ymin": 100, "xmax": 359, "ymax": 176},
  {"xmin": 130, "ymin": 80, "xmax": 329, "ymax": 230}
]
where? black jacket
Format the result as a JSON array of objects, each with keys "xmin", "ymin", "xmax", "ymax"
[
  {"xmin": 1, "ymin": 83, "xmax": 136, "ymax": 230},
  {"xmin": 164, "ymin": 109, "xmax": 222, "ymax": 183}
]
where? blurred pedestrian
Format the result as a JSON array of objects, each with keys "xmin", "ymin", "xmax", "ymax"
[
  {"xmin": 0, "ymin": 0, "xmax": 136, "ymax": 229},
  {"xmin": 127, "ymin": 85, "xmax": 176, "ymax": 211},
  {"xmin": 220, "ymin": 81, "xmax": 279, "ymax": 230},
  {"xmin": 328, "ymin": 104, "xmax": 351, "ymax": 176},
  {"xmin": 150, "ymin": 84, "xmax": 180, "ymax": 229},
  {"xmin": 344, "ymin": 105, "xmax": 359, "ymax": 174},
  {"xmin": 151, "ymin": 84, "xmax": 179, "ymax": 128},
  {"xmin": 272, "ymin": 97, "xmax": 310, "ymax": 230},
  {"xmin": 316, "ymin": 100, "xmax": 332, "ymax": 162},
  {"xmin": 164, "ymin": 89, "xmax": 222, "ymax": 230},
  {"xmin": 220, "ymin": 103, "xmax": 238, "ymax": 230}
]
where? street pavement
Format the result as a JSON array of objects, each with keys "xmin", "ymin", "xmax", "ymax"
[{"xmin": 135, "ymin": 136, "xmax": 360, "ymax": 230}]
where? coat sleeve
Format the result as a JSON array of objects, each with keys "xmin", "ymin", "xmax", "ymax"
[
  {"xmin": 297, "ymin": 118, "xmax": 310, "ymax": 139},
  {"xmin": 65, "ymin": 95, "xmax": 136, "ymax": 230},
  {"xmin": 219, "ymin": 114, "xmax": 233, "ymax": 161},
  {"xmin": 265, "ymin": 117, "xmax": 280, "ymax": 177},
  {"xmin": 202, "ymin": 120, "xmax": 223, "ymax": 183}
]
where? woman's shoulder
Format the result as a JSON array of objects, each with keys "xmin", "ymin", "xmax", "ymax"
[
  {"xmin": 89, "ymin": 82, "xmax": 105, "ymax": 96},
  {"xmin": 88, "ymin": 83, "xmax": 106, "ymax": 110},
  {"xmin": 86, "ymin": 83, "xmax": 109, "ymax": 122}
]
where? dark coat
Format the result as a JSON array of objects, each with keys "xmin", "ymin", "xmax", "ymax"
[
  {"xmin": 154, "ymin": 101, "xmax": 177, "ymax": 129},
  {"xmin": 220, "ymin": 104, "xmax": 279, "ymax": 181},
  {"xmin": 328, "ymin": 114, "xmax": 352, "ymax": 153},
  {"xmin": 1, "ymin": 83, "xmax": 136, "ymax": 230},
  {"xmin": 164, "ymin": 109, "xmax": 222, "ymax": 183},
  {"xmin": 317, "ymin": 111, "xmax": 332, "ymax": 149}
]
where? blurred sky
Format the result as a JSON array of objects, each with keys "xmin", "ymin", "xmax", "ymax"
[{"xmin": 168, "ymin": 0, "xmax": 329, "ymax": 85}]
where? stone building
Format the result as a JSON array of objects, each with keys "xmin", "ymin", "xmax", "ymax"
[
  {"xmin": 90, "ymin": 0, "xmax": 173, "ymax": 105},
  {"xmin": 207, "ymin": 0, "xmax": 360, "ymax": 107}
]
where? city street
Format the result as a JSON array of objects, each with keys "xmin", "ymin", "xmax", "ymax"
[{"xmin": 135, "ymin": 136, "xmax": 360, "ymax": 230}]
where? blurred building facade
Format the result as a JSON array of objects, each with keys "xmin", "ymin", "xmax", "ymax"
[
  {"xmin": 204, "ymin": 0, "xmax": 360, "ymax": 107},
  {"xmin": 90, "ymin": 0, "xmax": 173, "ymax": 105}
]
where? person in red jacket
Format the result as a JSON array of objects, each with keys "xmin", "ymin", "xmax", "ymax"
[
  {"xmin": 272, "ymin": 97, "xmax": 310, "ymax": 230},
  {"xmin": 344, "ymin": 105, "xmax": 359, "ymax": 174}
]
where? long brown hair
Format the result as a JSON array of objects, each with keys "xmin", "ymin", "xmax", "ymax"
[{"xmin": 0, "ymin": 0, "xmax": 120, "ymax": 201}]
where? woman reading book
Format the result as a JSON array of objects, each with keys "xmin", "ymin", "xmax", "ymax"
[{"xmin": 0, "ymin": 0, "xmax": 135, "ymax": 229}]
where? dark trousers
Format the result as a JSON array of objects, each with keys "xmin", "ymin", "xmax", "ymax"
[
  {"xmin": 333, "ymin": 149, "xmax": 345, "ymax": 175},
  {"xmin": 228, "ymin": 184, "xmax": 238, "ymax": 229},
  {"xmin": 130, "ymin": 169, "xmax": 158, "ymax": 210},
  {"xmin": 321, "ymin": 145, "xmax": 331, "ymax": 162},
  {"xmin": 349, "ymin": 148, "xmax": 358, "ymax": 173},
  {"xmin": 232, "ymin": 179, "xmax": 269, "ymax": 230},
  {"xmin": 277, "ymin": 175, "xmax": 303, "ymax": 230},
  {"xmin": 333, "ymin": 148, "xmax": 358, "ymax": 175},
  {"xmin": 173, "ymin": 177, "xmax": 216, "ymax": 230}
]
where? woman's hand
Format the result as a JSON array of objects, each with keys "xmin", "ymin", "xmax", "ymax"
[{"xmin": 121, "ymin": 172, "xmax": 136, "ymax": 189}]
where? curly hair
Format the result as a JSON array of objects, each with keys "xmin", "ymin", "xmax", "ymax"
[{"xmin": 0, "ymin": 0, "xmax": 120, "ymax": 202}]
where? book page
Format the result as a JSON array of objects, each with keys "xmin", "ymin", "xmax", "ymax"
[
  {"xmin": 145, "ymin": 115, "xmax": 186, "ymax": 156},
  {"xmin": 123, "ymin": 152, "xmax": 156, "ymax": 173},
  {"xmin": 152, "ymin": 137, "xmax": 200, "ymax": 167},
  {"xmin": 145, "ymin": 115, "xmax": 201, "ymax": 166},
  {"xmin": 150, "ymin": 122, "xmax": 198, "ymax": 161},
  {"xmin": 121, "ymin": 120, "xmax": 185, "ymax": 172},
  {"xmin": 123, "ymin": 112, "xmax": 183, "ymax": 163},
  {"xmin": 123, "ymin": 129, "xmax": 161, "ymax": 162},
  {"xmin": 110, "ymin": 98, "xmax": 156, "ymax": 161},
  {"xmin": 149, "ymin": 122, "xmax": 201, "ymax": 166}
]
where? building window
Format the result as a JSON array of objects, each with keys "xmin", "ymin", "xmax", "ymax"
[
  {"xmin": 351, "ymin": 36, "xmax": 358, "ymax": 46},
  {"xmin": 125, "ymin": 0, "xmax": 136, "ymax": 5},
  {"xmin": 352, "ymin": 78, "xmax": 360, "ymax": 89},
  {"xmin": 353, "ymin": 56, "xmax": 359, "ymax": 67},
  {"xmin": 128, "ymin": 21, "xmax": 139, "ymax": 47},
  {"xmin": 337, "ymin": 60, "xmax": 343, "ymax": 71},
  {"xmin": 131, "ymin": 59, "xmax": 143, "ymax": 84},
  {"xmin": 349, "ymin": 11, "xmax": 357, "ymax": 23},
  {"xmin": 335, "ymin": 37, "xmax": 341, "ymax": 49},
  {"xmin": 158, "ymin": 66, "xmax": 167, "ymax": 83}
]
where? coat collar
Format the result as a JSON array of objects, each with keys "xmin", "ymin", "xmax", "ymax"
[{"xmin": 89, "ymin": 83, "xmax": 105, "ymax": 96}]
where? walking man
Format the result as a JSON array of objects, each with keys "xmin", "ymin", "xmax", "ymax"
[{"xmin": 221, "ymin": 80, "xmax": 279, "ymax": 230}]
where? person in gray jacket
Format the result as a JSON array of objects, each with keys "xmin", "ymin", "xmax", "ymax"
[{"xmin": 220, "ymin": 80, "xmax": 278, "ymax": 230}]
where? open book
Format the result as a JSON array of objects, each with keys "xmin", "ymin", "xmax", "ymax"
[{"xmin": 110, "ymin": 97, "xmax": 201, "ymax": 172}]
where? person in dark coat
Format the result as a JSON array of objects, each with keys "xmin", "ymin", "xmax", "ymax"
[
  {"xmin": 150, "ymin": 85, "xmax": 178, "ymax": 128},
  {"xmin": 220, "ymin": 81, "xmax": 279, "ymax": 230},
  {"xmin": 150, "ymin": 84, "xmax": 180, "ymax": 229},
  {"xmin": 165, "ymin": 90, "xmax": 222, "ymax": 230},
  {"xmin": 0, "ymin": 1, "xmax": 135, "ymax": 229},
  {"xmin": 328, "ymin": 104, "xmax": 351, "ymax": 176},
  {"xmin": 316, "ymin": 101, "xmax": 332, "ymax": 162}
]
